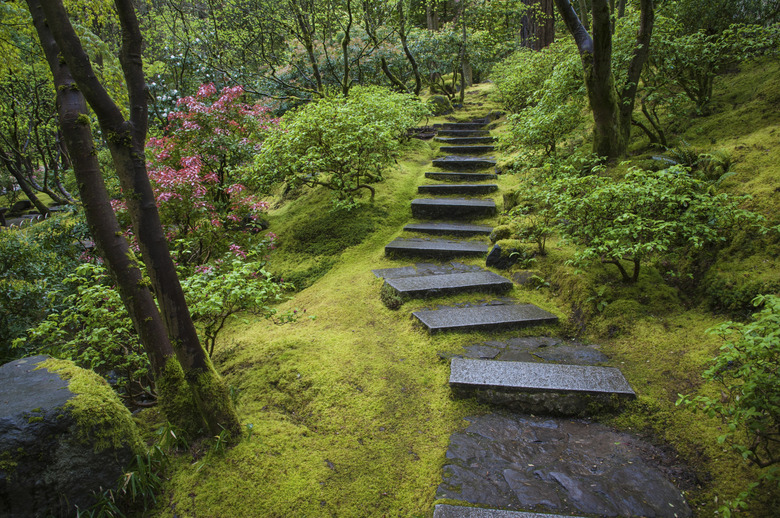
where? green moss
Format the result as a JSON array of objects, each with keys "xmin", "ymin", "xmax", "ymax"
[
  {"xmin": 38, "ymin": 358, "xmax": 143, "ymax": 454},
  {"xmin": 156, "ymin": 357, "xmax": 204, "ymax": 438},
  {"xmin": 26, "ymin": 416, "xmax": 44, "ymax": 424}
]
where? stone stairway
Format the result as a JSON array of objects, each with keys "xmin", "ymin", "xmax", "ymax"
[{"xmin": 378, "ymin": 116, "xmax": 689, "ymax": 517}]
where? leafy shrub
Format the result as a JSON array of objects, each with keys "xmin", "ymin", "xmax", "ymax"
[
  {"xmin": 553, "ymin": 167, "xmax": 764, "ymax": 283},
  {"xmin": 256, "ymin": 85, "xmax": 429, "ymax": 208},
  {"xmin": 678, "ymin": 295, "xmax": 780, "ymax": 514},
  {"xmin": 0, "ymin": 215, "xmax": 83, "ymax": 361}
]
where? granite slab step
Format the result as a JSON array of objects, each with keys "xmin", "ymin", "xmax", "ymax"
[
  {"xmin": 385, "ymin": 238, "xmax": 488, "ymax": 259},
  {"xmin": 403, "ymin": 222, "xmax": 493, "ymax": 237},
  {"xmin": 436, "ymin": 129, "xmax": 490, "ymax": 137},
  {"xmin": 413, "ymin": 303, "xmax": 558, "ymax": 333},
  {"xmin": 439, "ymin": 145, "xmax": 495, "ymax": 154},
  {"xmin": 425, "ymin": 171, "xmax": 497, "ymax": 182},
  {"xmin": 434, "ymin": 504, "xmax": 585, "ymax": 518},
  {"xmin": 435, "ymin": 136, "xmax": 496, "ymax": 145},
  {"xmin": 418, "ymin": 183, "xmax": 498, "ymax": 195},
  {"xmin": 448, "ymin": 358, "xmax": 636, "ymax": 414},
  {"xmin": 373, "ymin": 262, "xmax": 483, "ymax": 280},
  {"xmin": 384, "ymin": 271, "xmax": 513, "ymax": 298},
  {"xmin": 432, "ymin": 156, "xmax": 497, "ymax": 171},
  {"xmin": 411, "ymin": 198, "xmax": 496, "ymax": 219}
]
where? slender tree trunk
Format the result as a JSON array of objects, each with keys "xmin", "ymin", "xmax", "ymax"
[
  {"xmin": 341, "ymin": 0, "xmax": 353, "ymax": 96},
  {"xmin": 398, "ymin": 2, "xmax": 421, "ymax": 96},
  {"xmin": 0, "ymin": 159, "xmax": 50, "ymax": 215},
  {"xmin": 31, "ymin": 0, "xmax": 241, "ymax": 438},
  {"xmin": 26, "ymin": 0, "xmax": 201, "ymax": 435}
]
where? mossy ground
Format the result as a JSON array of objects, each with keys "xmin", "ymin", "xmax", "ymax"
[{"xmin": 153, "ymin": 61, "xmax": 778, "ymax": 516}]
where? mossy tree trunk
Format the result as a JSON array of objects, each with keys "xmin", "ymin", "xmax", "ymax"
[
  {"xmin": 554, "ymin": 0, "xmax": 654, "ymax": 159},
  {"xmin": 27, "ymin": 0, "xmax": 241, "ymax": 439}
]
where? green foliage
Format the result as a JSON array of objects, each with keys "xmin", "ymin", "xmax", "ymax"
[
  {"xmin": 494, "ymin": 39, "xmax": 584, "ymax": 156},
  {"xmin": 256, "ymin": 86, "xmax": 429, "ymax": 208},
  {"xmin": 677, "ymin": 295, "xmax": 780, "ymax": 514},
  {"xmin": 182, "ymin": 245, "xmax": 296, "ymax": 356},
  {"xmin": 553, "ymin": 167, "xmax": 764, "ymax": 283},
  {"xmin": 15, "ymin": 263, "xmax": 152, "ymax": 403},
  {"xmin": 379, "ymin": 282, "xmax": 403, "ymax": 310},
  {"xmin": 0, "ymin": 216, "xmax": 83, "ymax": 362}
]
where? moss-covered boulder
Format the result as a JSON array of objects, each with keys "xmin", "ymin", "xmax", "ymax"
[
  {"xmin": 428, "ymin": 95, "xmax": 453, "ymax": 116},
  {"xmin": 0, "ymin": 356, "xmax": 142, "ymax": 517},
  {"xmin": 486, "ymin": 240, "xmax": 534, "ymax": 270}
]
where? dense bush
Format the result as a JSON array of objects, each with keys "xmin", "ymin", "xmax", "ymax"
[
  {"xmin": 256, "ymin": 86, "xmax": 429, "ymax": 209},
  {"xmin": 551, "ymin": 167, "xmax": 764, "ymax": 283}
]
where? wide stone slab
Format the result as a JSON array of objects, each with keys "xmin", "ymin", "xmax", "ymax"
[
  {"xmin": 411, "ymin": 198, "xmax": 496, "ymax": 219},
  {"xmin": 385, "ymin": 271, "xmax": 513, "ymax": 298},
  {"xmin": 425, "ymin": 171, "xmax": 498, "ymax": 182},
  {"xmin": 435, "ymin": 136, "xmax": 496, "ymax": 145},
  {"xmin": 437, "ymin": 129, "xmax": 491, "ymax": 137},
  {"xmin": 437, "ymin": 414, "xmax": 693, "ymax": 517},
  {"xmin": 434, "ymin": 504, "xmax": 584, "ymax": 518},
  {"xmin": 413, "ymin": 303, "xmax": 557, "ymax": 333},
  {"xmin": 440, "ymin": 122, "xmax": 487, "ymax": 130},
  {"xmin": 373, "ymin": 262, "xmax": 483, "ymax": 279},
  {"xmin": 439, "ymin": 145, "xmax": 495, "ymax": 154},
  {"xmin": 450, "ymin": 359, "xmax": 635, "ymax": 396},
  {"xmin": 418, "ymin": 184, "xmax": 498, "ymax": 195},
  {"xmin": 432, "ymin": 156, "xmax": 497, "ymax": 171},
  {"xmin": 385, "ymin": 238, "xmax": 488, "ymax": 259},
  {"xmin": 404, "ymin": 222, "xmax": 493, "ymax": 237}
]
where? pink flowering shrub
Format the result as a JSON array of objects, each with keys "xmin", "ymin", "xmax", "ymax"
[{"xmin": 116, "ymin": 83, "xmax": 279, "ymax": 264}]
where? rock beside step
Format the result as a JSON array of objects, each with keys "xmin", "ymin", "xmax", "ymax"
[
  {"xmin": 385, "ymin": 238, "xmax": 488, "ymax": 259},
  {"xmin": 425, "ymin": 171, "xmax": 498, "ymax": 182},
  {"xmin": 411, "ymin": 198, "xmax": 496, "ymax": 219},
  {"xmin": 434, "ymin": 504, "xmax": 585, "ymax": 518},
  {"xmin": 403, "ymin": 222, "xmax": 493, "ymax": 237},
  {"xmin": 384, "ymin": 271, "xmax": 513, "ymax": 299},
  {"xmin": 418, "ymin": 184, "xmax": 498, "ymax": 196},
  {"xmin": 413, "ymin": 303, "xmax": 558, "ymax": 333},
  {"xmin": 432, "ymin": 156, "xmax": 497, "ymax": 171},
  {"xmin": 449, "ymin": 358, "xmax": 635, "ymax": 415}
]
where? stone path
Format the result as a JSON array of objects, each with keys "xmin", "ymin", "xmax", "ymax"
[{"xmin": 379, "ymin": 116, "xmax": 691, "ymax": 516}]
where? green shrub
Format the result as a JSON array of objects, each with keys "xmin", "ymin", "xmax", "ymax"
[
  {"xmin": 678, "ymin": 295, "xmax": 780, "ymax": 515},
  {"xmin": 256, "ymin": 86, "xmax": 429, "ymax": 209},
  {"xmin": 553, "ymin": 166, "xmax": 764, "ymax": 283}
]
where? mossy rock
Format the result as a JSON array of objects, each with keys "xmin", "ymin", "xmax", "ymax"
[
  {"xmin": 489, "ymin": 225, "xmax": 514, "ymax": 244},
  {"xmin": 487, "ymin": 240, "xmax": 535, "ymax": 270},
  {"xmin": 428, "ymin": 95, "xmax": 453, "ymax": 116},
  {"xmin": 0, "ymin": 356, "xmax": 142, "ymax": 516}
]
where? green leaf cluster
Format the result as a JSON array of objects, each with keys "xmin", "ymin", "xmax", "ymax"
[{"xmin": 255, "ymin": 85, "xmax": 429, "ymax": 208}]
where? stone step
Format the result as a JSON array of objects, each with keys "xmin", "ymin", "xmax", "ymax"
[
  {"xmin": 403, "ymin": 222, "xmax": 493, "ymax": 237},
  {"xmin": 439, "ymin": 145, "xmax": 495, "ymax": 154},
  {"xmin": 384, "ymin": 271, "xmax": 513, "ymax": 299},
  {"xmin": 440, "ymin": 122, "xmax": 488, "ymax": 130},
  {"xmin": 373, "ymin": 262, "xmax": 484, "ymax": 280},
  {"xmin": 436, "ymin": 129, "xmax": 490, "ymax": 137},
  {"xmin": 413, "ymin": 303, "xmax": 558, "ymax": 333},
  {"xmin": 435, "ymin": 136, "xmax": 496, "ymax": 145},
  {"xmin": 425, "ymin": 171, "xmax": 498, "ymax": 182},
  {"xmin": 449, "ymin": 358, "xmax": 636, "ymax": 414},
  {"xmin": 418, "ymin": 183, "xmax": 498, "ymax": 195},
  {"xmin": 385, "ymin": 238, "xmax": 488, "ymax": 259},
  {"xmin": 434, "ymin": 504, "xmax": 585, "ymax": 518},
  {"xmin": 411, "ymin": 198, "xmax": 496, "ymax": 219},
  {"xmin": 432, "ymin": 156, "xmax": 497, "ymax": 171}
]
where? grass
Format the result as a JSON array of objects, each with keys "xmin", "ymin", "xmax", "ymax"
[{"xmin": 151, "ymin": 59, "xmax": 780, "ymax": 517}]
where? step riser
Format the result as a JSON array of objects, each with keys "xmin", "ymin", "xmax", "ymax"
[
  {"xmin": 385, "ymin": 247, "xmax": 487, "ymax": 259},
  {"xmin": 432, "ymin": 158, "xmax": 496, "ymax": 171},
  {"xmin": 439, "ymin": 146, "xmax": 495, "ymax": 154},
  {"xmin": 391, "ymin": 283, "xmax": 512, "ymax": 298},
  {"xmin": 436, "ymin": 130, "xmax": 490, "ymax": 137},
  {"xmin": 412, "ymin": 205, "xmax": 496, "ymax": 219},
  {"xmin": 440, "ymin": 123, "xmax": 487, "ymax": 130},
  {"xmin": 403, "ymin": 224, "xmax": 492, "ymax": 237},
  {"xmin": 418, "ymin": 184, "xmax": 497, "ymax": 195},
  {"xmin": 435, "ymin": 137, "xmax": 496, "ymax": 145},
  {"xmin": 450, "ymin": 386, "xmax": 633, "ymax": 415},
  {"xmin": 425, "ymin": 172, "xmax": 498, "ymax": 182}
]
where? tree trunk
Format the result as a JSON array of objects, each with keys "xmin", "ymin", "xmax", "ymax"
[
  {"xmin": 31, "ymin": 0, "xmax": 241, "ymax": 439},
  {"xmin": 534, "ymin": 0, "xmax": 556, "ymax": 49},
  {"xmin": 554, "ymin": 0, "xmax": 654, "ymax": 158},
  {"xmin": 0, "ymin": 158, "xmax": 50, "ymax": 215},
  {"xmin": 25, "ymin": 0, "xmax": 202, "ymax": 435},
  {"xmin": 398, "ymin": 2, "xmax": 422, "ymax": 96}
]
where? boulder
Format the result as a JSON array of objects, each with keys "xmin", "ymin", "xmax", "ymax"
[
  {"xmin": 7, "ymin": 200, "xmax": 32, "ymax": 216},
  {"xmin": 428, "ymin": 95, "xmax": 453, "ymax": 116},
  {"xmin": 0, "ymin": 356, "xmax": 142, "ymax": 517}
]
